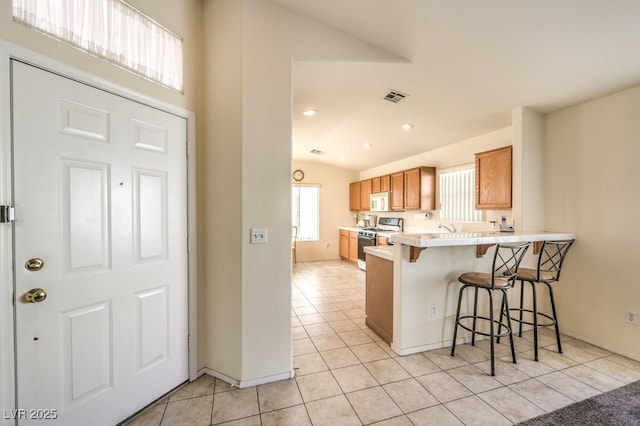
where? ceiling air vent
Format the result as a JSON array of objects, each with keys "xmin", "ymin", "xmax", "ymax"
[
  {"xmin": 383, "ymin": 90, "xmax": 409, "ymax": 103},
  {"xmin": 310, "ymin": 149, "xmax": 325, "ymax": 155}
]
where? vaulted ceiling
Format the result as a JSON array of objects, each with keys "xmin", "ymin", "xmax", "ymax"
[{"xmin": 271, "ymin": 0, "xmax": 640, "ymax": 171}]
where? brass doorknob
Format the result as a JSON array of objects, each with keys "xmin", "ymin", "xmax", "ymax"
[
  {"xmin": 24, "ymin": 288, "xmax": 47, "ymax": 303},
  {"xmin": 25, "ymin": 258, "xmax": 44, "ymax": 271}
]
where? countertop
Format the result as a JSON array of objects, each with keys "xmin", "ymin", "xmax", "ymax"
[
  {"xmin": 390, "ymin": 231, "xmax": 576, "ymax": 248},
  {"xmin": 364, "ymin": 245, "xmax": 394, "ymax": 261}
]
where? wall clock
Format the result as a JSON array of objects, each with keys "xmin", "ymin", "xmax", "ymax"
[{"xmin": 292, "ymin": 169, "xmax": 304, "ymax": 182}]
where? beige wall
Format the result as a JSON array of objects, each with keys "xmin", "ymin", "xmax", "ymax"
[
  {"xmin": 291, "ymin": 160, "xmax": 358, "ymax": 262},
  {"xmin": 202, "ymin": 0, "xmax": 404, "ymax": 383},
  {"xmin": 359, "ymin": 126, "xmax": 514, "ymax": 231},
  {"xmin": 545, "ymin": 85, "xmax": 640, "ymax": 361}
]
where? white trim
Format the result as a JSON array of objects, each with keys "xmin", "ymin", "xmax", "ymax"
[
  {"xmin": 0, "ymin": 38, "xmax": 198, "ymax": 419},
  {"xmin": 0, "ymin": 42, "xmax": 16, "ymax": 426},
  {"xmin": 199, "ymin": 368, "xmax": 296, "ymax": 389}
]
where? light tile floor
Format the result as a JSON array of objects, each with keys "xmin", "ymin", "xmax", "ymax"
[{"xmin": 124, "ymin": 260, "xmax": 640, "ymax": 425}]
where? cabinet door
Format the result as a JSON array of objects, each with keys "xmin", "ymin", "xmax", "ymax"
[
  {"xmin": 360, "ymin": 179, "xmax": 372, "ymax": 211},
  {"xmin": 404, "ymin": 166, "xmax": 436, "ymax": 211},
  {"xmin": 349, "ymin": 181, "xmax": 361, "ymax": 211},
  {"xmin": 348, "ymin": 231, "xmax": 358, "ymax": 262},
  {"xmin": 404, "ymin": 168, "xmax": 421, "ymax": 210},
  {"xmin": 377, "ymin": 236, "xmax": 388, "ymax": 246},
  {"xmin": 365, "ymin": 255, "xmax": 393, "ymax": 344},
  {"xmin": 380, "ymin": 175, "xmax": 391, "ymax": 192},
  {"xmin": 475, "ymin": 145, "xmax": 512, "ymax": 209},
  {"xmin": 371, "ymin": 177, "xmax": 381, "ymax": 193},
  {"xmin": 339, "ymin": 230, "xmax": 349, "ymax": 258},
  {"xmin": 390, "ymin": 172, "xmax": 404, "ymax": 210}
]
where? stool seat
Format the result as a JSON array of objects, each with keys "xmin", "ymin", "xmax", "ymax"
[
  {"xmin": 516, "ymin": 267, "xmax": 555, "ymax": 282},
  {"xmin": 459, "ymin": 272, "xmax": 510, "ymax": 289}
]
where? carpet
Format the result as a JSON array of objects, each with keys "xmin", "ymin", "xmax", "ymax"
[{"xmin": 518, "ymin": 380, "xmax": 640, "ymax": 425}]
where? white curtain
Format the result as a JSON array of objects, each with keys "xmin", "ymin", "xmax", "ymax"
[{"xmin": 12, "ymin": 0, "xmax": 183, "ymax": 92}]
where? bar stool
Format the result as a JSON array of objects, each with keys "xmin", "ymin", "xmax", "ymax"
[
  {"xmin": 506, "ymin": 239, "xmax": 575, "ymax": 361},
  {"xmin": 451, "ymin": 242, "xmax": 531, "ymax": 376}
]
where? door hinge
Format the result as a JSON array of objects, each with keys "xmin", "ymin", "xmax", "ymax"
[{"xmin": 0, "ymin": 206, "xmax": 15, "ymax": 223}]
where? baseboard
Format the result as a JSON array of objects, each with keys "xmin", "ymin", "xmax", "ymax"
[{"xmin": 198, "ymin": 367, "xmax": 295, "ymax": 389}]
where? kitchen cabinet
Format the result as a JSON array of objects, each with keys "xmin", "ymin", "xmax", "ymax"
[
  {"xmin": 377, "ymin": 236, "xmax": 389, "ymax": 246},
  {"xmin": 404, "ymin": 166, "xmax": 436, "ymax": 210},
  {"xmin": 339, "ymin": 230, "xmax": 349, "ymax": 259},
  {"xmin": 390, "ymin": 172, "xmax": 404, "ymax": 210},
  {"xmin": 380, "ymin": 175, "xmax": 391, "ymax": 192},
  {"xmin": 365, "ymin": 254, "xmax": 393, "ymax": 344},
  {"xmin": 475, "ymin": 145, "xmax": 512, "ymax": 209},
  {"xmin": 372, "ymin": 177, "xmax": 381, "ymax": 193},
  {"xmin": 360, "ymin": 179, "xmax": 372, "ymax": 211},
  {"xmin": 349, "ymin": 181, "xmax": 361, "ymax": 211},
  {"xmin": 348, "ymin": 231, "xmax": 358, "ymax": 262}
]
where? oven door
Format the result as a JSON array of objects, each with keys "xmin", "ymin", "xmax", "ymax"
[{"xmin": 357, "ymin": 233, "xmax": 377, "ymax": 270}]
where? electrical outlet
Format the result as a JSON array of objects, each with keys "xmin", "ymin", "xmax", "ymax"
[
  {"xmin": 626, "ymin": 310, "xmax": 637, "ymax": 325},
  {"xmin": 430, "ymin": 304, "xmax": 437, "ymax": 318}
]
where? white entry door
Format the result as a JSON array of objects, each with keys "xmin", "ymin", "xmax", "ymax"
[{"xmin": 12, "ymin": 61, "xmax": 189, "ymax": 425}]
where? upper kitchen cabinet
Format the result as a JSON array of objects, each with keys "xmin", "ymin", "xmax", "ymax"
[
  {"xmin": 349, "ymin": 181, "xmax": 361, "ymax": 211},
  {"xmin": 380, "ymin": 175, "xmax": 391, "ymax": 192},
  {"xmin": 360, "ymin": 179, "xmax": 372, "ymax": 211},
  {"xmin": 372, "ymin": 177, "xmax": 381, "ymax": 193},
  {"xmin": 404, "ymin": 167, "xmax": 436, "ymax": 210},
  {"xmin": 475, "ymin": 145, "xmax": 512, "ymax": 209},
  {"xmin": 390, "ymin": 172, "xmax": 404, "ymax": 210}
]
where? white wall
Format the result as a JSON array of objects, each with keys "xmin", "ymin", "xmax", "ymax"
[
  {"xmin": 545, "ymin": 85, "xmax": 640, "ymax": 361},
  {"xmin": 292, "ymin": 160, "xmax": 358, "ymax": 262}
]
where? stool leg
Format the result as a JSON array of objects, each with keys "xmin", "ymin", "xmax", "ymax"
[
  {"xmin": 503, "ymin": 289, "xmax": 517, "ymax": 364},
  {"xmin": 488, "ymin": 288, "xmax": 495, "ymax": 376},
  {"xmin": 518, "ymin": 280, "xmax": 525, "ymax": 337},
  {"xmin": 496, "ymin": 293, "xmax": 508, "ymax": 344},
  {"xmin": 546, "ymin": 282, "xmax": 563, "ymax": 354},
  {"xmin": 531, "ymin": 280, "xmax": 539, "ymax": 361},
  {"xmin": 451, "ymin": 284, "xmax": 466, "ymax": 356},
  {"xmin": 471, "ymin": 287, "xmax": 479, "ymax": 346}
]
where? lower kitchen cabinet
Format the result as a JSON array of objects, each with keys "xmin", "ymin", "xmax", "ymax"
[
  {"xmin": 348, "ymin": 231, "xmax": 358, "ymax": 262},
  {"xmin": 339, "ymin": 230, "xmax": 349, "ymax": 259},
  {"xmin": 339, "ymin": 229, "xmax": 360, "ymax": 263},
  {"xmin": 365, "ymin": 254, "xmax": 393, "ymax": 344}
]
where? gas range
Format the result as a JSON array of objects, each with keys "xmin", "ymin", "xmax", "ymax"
[
  {"xmin": 357, "ymin": 217, "xmax": 403, "ymax": 237},
  {"xmin": 357, "ymin": 217, "xmax": 403, "ymax": 271}
]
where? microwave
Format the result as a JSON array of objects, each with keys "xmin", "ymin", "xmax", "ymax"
[{"xmin": 370, "ymin": 192, "xmax": 391, "ymax": 212}]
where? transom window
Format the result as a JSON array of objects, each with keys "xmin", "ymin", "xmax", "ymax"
[{"xmin": 12, "ymin": 0, "xmax": 184, "ymax": 91}]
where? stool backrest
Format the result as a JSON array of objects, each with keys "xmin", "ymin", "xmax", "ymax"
[
  {"xmin": 536, "ymin": 239, "xmax": 575, "ymax": 281},
  {"xmin": 492, "ymin": 242, "xmax": 531, "ymax": 288}
]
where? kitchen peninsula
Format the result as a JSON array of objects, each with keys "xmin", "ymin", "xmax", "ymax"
[{"xmin": 365, "ymin": 230, "xmax": 575, "ymax": 356}]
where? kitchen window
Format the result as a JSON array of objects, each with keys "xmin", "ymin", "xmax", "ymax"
[
  {"xmin": 12, "ymin": 0, "xmax": 184, "ymax": 91},
  {"xmin": 292, "ymin": 184, "xmax": 319, "ymax": 242},
  {"xmin": 439, "ymin": 167, "xmax": 483, "ymax": 222}
]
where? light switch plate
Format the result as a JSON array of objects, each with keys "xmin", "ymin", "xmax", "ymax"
[{"xmin": 250, "ymin": 228, "xmax": 267, "ymax": 244}]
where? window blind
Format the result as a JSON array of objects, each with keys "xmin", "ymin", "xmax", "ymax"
[{"xmin": 439, "ymin": 168, "xmax": 483, "ymax": 222}]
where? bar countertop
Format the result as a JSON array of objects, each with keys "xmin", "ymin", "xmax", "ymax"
[{"xmin": 390, "ymin": 231, "xmax": 576, "ymax": 248}]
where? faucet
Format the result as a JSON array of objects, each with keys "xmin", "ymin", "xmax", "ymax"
[{"xmin": 439, "ymin": 223, "xmax": 457, "ymax": 233}]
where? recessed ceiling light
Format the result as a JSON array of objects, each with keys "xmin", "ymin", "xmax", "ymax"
[
  {"xmin": 302, "ymin": 109, "xmax": 317, "ymax": 116},
  {"xmin": 339, "ymin": 155, "xmax": 346, "ymax": 161},
  {"xmin": 402, "ymin": 123, "xmax": 414, "ymax": 130},
  {"xmin": 363, "ymin": 143, "xmax": 373, "ymax": 149}
]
